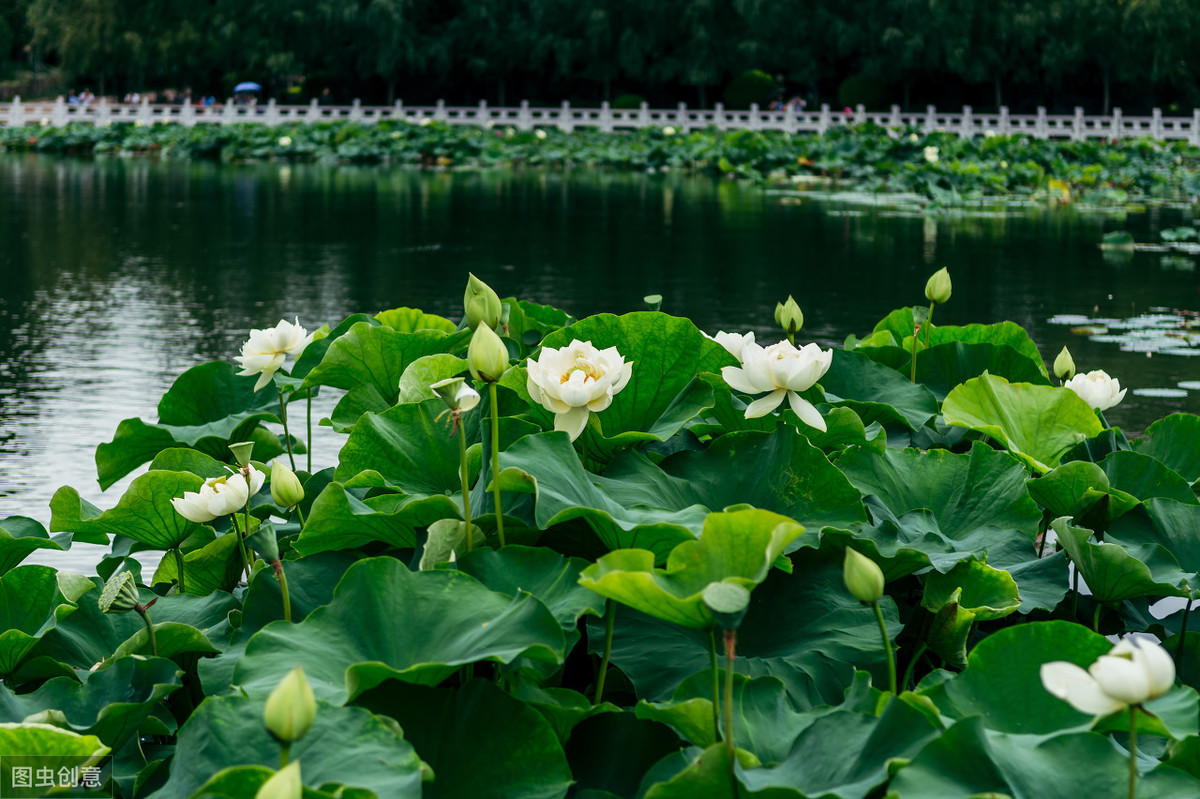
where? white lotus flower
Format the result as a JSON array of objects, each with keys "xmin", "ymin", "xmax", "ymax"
[
  {"xmin": 278, "ymin": 136, "xmax": 292, "ymax": 147},
  {"xmin": 234, "ymin": 318, "xmax": 314, "ymax": 391},
  {"xmin": 721, "ymin": 340, "xmax": 832, "ymax": 430},
  {"xmin": 1041, "ymin": 637, "xmax": 1175, "ymax": 716},
  {"xmin": 923, "ymin": 146, "xmax": 939, "ymax": 164},
  {"xmin": 535, "ymin": 129, "xmax": 547, "ymax": 140},
  {"xmin": 705, "ymin": 331, "xmax": 755, "ymax": 361},
  {"xmin": 526, "ymin": 340, "xmax": 633, "ymax": 441},
  {"xmin": 662, "ymin": 126, "xmax": 676, "ymax": 136},
  {"xmin": 1064, "ymin": 369, "xmax": 1126, "ymax": 411},
  {"xmin": 171, "ymin": 467, "xmax": 267, "ymax": 523}
]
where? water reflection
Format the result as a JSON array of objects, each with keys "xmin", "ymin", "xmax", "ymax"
[{"xmin": 2, "ymin": 155, "xmax": 1198, "ymax": 570}]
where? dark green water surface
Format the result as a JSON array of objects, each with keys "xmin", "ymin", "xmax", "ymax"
[{"xmin": 3, "ymin": 155, "xmax": 1199, "ymax": 553}]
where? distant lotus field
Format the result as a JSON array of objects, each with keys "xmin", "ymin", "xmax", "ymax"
[{"xmin": 2, "ymin": 270, "xmax": 1199, "ymax": 798}]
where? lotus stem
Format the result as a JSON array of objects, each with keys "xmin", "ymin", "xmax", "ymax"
[
  {"xmin": 488, "ymin": 382, "xmax": 506, "ymax": 547},
  {"xmin": 909, "ymin": 312, "xmax": 920, "ymax": 382},
  {"xmin": 1177, "ymin": 600, "xmax": 1192, "ymax": 673},
  {"xmin": 306, "ymin": 389, "xmax": 313, "ymax": 474},
  {"xmin": 873, "ymin": 600, "xmax": 897, "ymax": 694},
  {"xmin": 229, "ymin": 511, "xmax": 253, "ymax": 584},
  {"xmin": 136, "ymin": 605, "xmax": 157, "ymax": 657},
  {"xmin": 594, "ymin": 600, "xmax": 616, "ymax": 704},
  {"xmin": 279, "ymin": 389, "xmax": 296, "ymax": 471},
  {"xmin": 1128, "ymin": 705, "xmax": 1139, "ymax": 799},
  {"xmin": 457, "ymin": 418, "xmax": 473, "ymax": 553},
  {"xmin": 923, "ymin": 303, "xmax": 935, "ymax": 350},
  {"xmin": 1093, "ymin": 603, "xmax": 1103, "ymax": 633},
  {"xmin": 294, "ymin": 503, "xmax": 305, "ymax": 527},
  {"xmin": 273, "ymin": 560, "xmax": 292, "ymax": 622},
  {"xmin": 280, "ymin": 742, "xmax": 291, "ymax": 770},
  {"xmin": 723, "ymin": 629, "xmax": 739, "ymax": 799},
  {"xmin": 244, "ymin": 505, "xmax": 254, "ymax": 581},
  {"xmin": 900, "ymin": 642, "xmax": 928, "ymax": 693},
  {"xmin": 172, "ymin": 547, "xmax": 186, "ymax": 594},
  {"xmin": 709, "ymin": 628, "xmax": 721, "ymax": 744}
]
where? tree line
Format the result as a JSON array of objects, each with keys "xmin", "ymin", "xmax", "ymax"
[{"xmin": 2, "ymin": 0, "xmax": 1198, "ymax": 114}]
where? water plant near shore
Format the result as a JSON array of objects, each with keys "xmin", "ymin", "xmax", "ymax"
[{"xmin": 2, "ymin": 272, "xmax": 1200, "ymax": 797}]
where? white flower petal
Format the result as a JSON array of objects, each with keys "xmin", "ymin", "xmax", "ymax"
[
  {"xmin": 721, "ymin": 365, "xmax": 761, "ymax": 395},
  {"xmin": 1091, "ymin": 656, "xmax": 1151, "ymax": 705},
  {"xmin": 787, "ymin": 392, "xmax": 827, "ymax": 432},
  {"xmin": 554, "ymin": 406, "xmax": 590, "ymax": 441},
  {"xmin": 745, "ymin": 388, "xmax": 787, "ymax": 418}
]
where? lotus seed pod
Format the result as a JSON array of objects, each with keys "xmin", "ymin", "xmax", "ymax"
[
  {"xmin": 264, "ymin": 666, "xmax": 316, "ymax": 744},
  {"xmin": 467, "ymin": 323, "xmax": 509, "ymax": 383},
  {"xmin": 702, "ymin": 581, "xmax": 751, "ymax": 631},
  {"xmin": 98, "ymin": 571, "xmax": 140, "ymax": 614},
  {"xmin": 1054, "ymin": 347, "xmax": 1076, "ymax": 381},
  {"xmin": 270, "ymin": 461, "xmax": 305, "ymax": 509},
  {"xmin": 924, "ymin": 267, "xmax": 952, "ymax": 305},
  {"xmin": 775, "ymin": 295, "xmax": 804, "ymax": 335},
  {"xmin": 229, "ymin": 441, "xmax": 256, "ymax": 468},
  {"xmin": 430, "ymin": 377, "xmax": 480, "ymax": 413},
  {"xmin": 843, "ymin": 548, "xmax": 885, "ymax": 603},
  {"xmin": 463, "ymin": 273, "xmax": 502, "ymax": 330}
]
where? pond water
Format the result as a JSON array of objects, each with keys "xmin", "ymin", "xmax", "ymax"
[{"xmin": 3, "ymin": 155, "xmax": 1199, "ymax": 570}]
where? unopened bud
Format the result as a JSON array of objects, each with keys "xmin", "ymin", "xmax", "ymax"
[
  {"xmin": 98, "ymin": 571, "xmax": 139, "ymax": 614},
  {"xmin": 463, "ymin": 273, "xmax": 502, "ymax": 330},
  {"xmin": 264, "ymin": 666, "xmax": 316, "ymax": 744},
  {"xmin": 270, "ymin": 461, "xmax": 305, "ymax": 508},
  {"xmin": 1053, "ymin": 347, "xmax": 1076, "ymax": 381},
  {"xmin": 255, "ymin": 760, "xmax": 302, "ymax": 799},
  {"xmin": 774, "ymin": 295, "xmax": 804, "ymax": 335},
  {"xmin": 430, "ymin": 377, "xmax": 481, "ymax": 413},
  {"xmin": 843, "ymin": 548, "xmax": 885, "ymax": 603},
  {"xmin": 924, "ymin": 267, "xmax": 952, "ymax": 305},
  {"xmin": 467, "ymin": 323, "xmax": 509, "ymax": 382}
]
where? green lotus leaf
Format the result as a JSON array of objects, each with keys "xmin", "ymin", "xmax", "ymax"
[
  {"xmin": 0, "ymin": 517, "xmax": 71, "ymax": 575},
  {"xmin": 641, "ymin": 745, "xmax": 748, "ymax": 799},
  {"xmin": 325, "ymin": 382, "xmax": 392, "ymax": 432},
  {"xmin": 149, "ymin": 695, "xmax": 423, "ymax": 799},
  {"xmin": 233, "ymin": 557, "xmax": 564, "ymax": 704},
  {"xmin": 689, "ymin": 372, "xmax": 776, "ymax": 437},
  {"xmin": 1026, "ymin": 460, "xmax": 1139, "ymax": 532},
  {"xmin": 1131, "ymin": 413, "xmax": 1200, "ymax": 482},
  {"xmin": 734, "ymin": 695, "xmax": 940, "ymax": 799},
  {"xmin": 50, "ymin": 470, "xmax": 204, "ymax": 551},
  {"xmin": 294, "ymin": 482, "xmax": 457, "ymax": 556},
  {"xmin": 111, "ymin": 621, "xmax": 220, "ymax": 663},
  {"xmin": 290, "ymin": 313, "xmax": 378, "ymax": 378},
  {"xmin": 396, "ymin": 354, "xmax": 469, "ymax": 404},
  {"xmin": 191, "ymin": 766, "xmax": 338, "ymax": 799},
  {"xmin": 502, "ymin": 297, "xmax": 574, "ymax": 352},
  {"xmin": 532, "ymin": 312, "xmax": 734, "ymax": 465},
  {"xmin": 497, "ymin": 432, "xmax": 707, "ymax": 559},
  {"xmin": 151, "ymin": 529, "xmax": 242, "ymax": 596},
  {"xmin": 562, "ymin": 712, "xmax": 687, "ymax": 799},
  {"xmin": 374, "ymin": 306, "xmax": 457, "ymax": 333},
  {"xmin": 0, "ymin": 655, "xmax": 181, "ymax": 749},
  {"xmin": 1098, "ymin": 450, "xmax": 1198, "ymax": 505},
  {"xmin": 1107, "ymin": 498, "xmax": 1200, "ymax": 575},
  {"xmin": 1060, "ymin": 426, "xmax": 1131, "ymax": 466},
  {"xmin": 0, "ymin": 567, "xmax": 93, "ymax": 677},
  {"xmin": 942, "ymin": 372, "xmax": 1104, "ymax": 472},
  {"xmin": 0, "ymin": 723, "xmax": 109, "ymax": 796},
  {"xmin": 578, "ymin": 509, "xmax": 803, "ymax": 628},
  {"xmin": 837, "ymin": 440, "xmax": 1042, "ymax": 540},
  {"xmin": 922, "ymin": 558, "xmax": 1022, "ymax": 622},
  {"xmin": 820, "ymin": 348, "xmax": 939, "ymax": 430},
  {"xmin": 333, "ymin": 400, "xmax": 468, "ymax": 494},
  {"xmin": 96, "ymin": 361, "xmax": 280, "ymax": 489},
  {"xmin": 300, "ymin": 320, "xmax": 471, "ymax": 402},
  {"xmin": 505, "ymin": 670, "xmax": 620, "ymax": 743},
  {"xmin": 147, "ymin": 448, "xmax": 231, "ymax": 479},
  {"xmin": 1093, "ymin": 681, "xmax": 1200, "ymax": 743},
  {"xmin": 1052, "ymin": 517, "xmax": 1193, "ymax": 603},
  {"xmin": 354, "ymin": 679, "xmax": 571, "ymax": 799},
  {"xmin": 654, "ymin": 427, "xmax": 867, "ymax": 536},
  {"xmin": 31, "ymin": 578, "xmax": 235, "ymax": 673},
  {"xmin": 915, "ymin": 341, "xmax": 1052, "ymax": 399},
  {"xmin": 593, "ymin": 541, "xmax": 899, "ymax": 706},
  {"xmin": 887, "ymin": 717, "xmax": 1129, "ymax": 798},
  {"xmin": 455, "ymin": 546, "xmax": 606, "ymax": 635},
  {"xmin": 900, "ymin": 319, "xmax": 1048, "ymax": 376}
]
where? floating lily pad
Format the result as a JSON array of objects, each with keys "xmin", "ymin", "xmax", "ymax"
[{"xmin": 1133, "ymin": 387, "xmax": 1189, "ymax": 398}]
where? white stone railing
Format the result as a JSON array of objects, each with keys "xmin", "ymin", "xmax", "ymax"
[{"xmin": 3, "ymin": 96, "xmax": 1200, "ymax": 143}]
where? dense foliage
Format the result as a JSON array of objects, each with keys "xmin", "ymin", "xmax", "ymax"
[
  {"xmin": 5, "ymin": 119, "xmax": 1200, "ymax": 207},
  {"xmin": 2, "ymin": 0, "xmax": 1199, "ymax": 112},
  {"xmin": 3, "ymin": 273, "xmax": 1200, "ymax": 797}
]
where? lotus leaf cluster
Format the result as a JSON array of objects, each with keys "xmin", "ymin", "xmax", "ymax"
[{"xmin": 3, "ymin": 277, "xmax": 1199, "ymax": 798}]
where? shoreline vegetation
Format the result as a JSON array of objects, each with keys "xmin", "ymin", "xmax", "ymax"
[
  {"xmin": 2, "ymin": 274, "xmax": 1200, "ymax": 797},
  {"xmin": 5, "ymin": 120, "xmax": 1200, "ymax": 207}
]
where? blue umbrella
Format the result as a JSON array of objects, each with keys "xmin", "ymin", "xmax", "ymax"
[{"xmin": 233, "ymin": 82, "xmax": 262, "ymax": 93}]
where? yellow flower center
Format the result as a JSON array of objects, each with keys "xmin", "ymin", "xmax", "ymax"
[{"xmin": 561, "ymin": 360, "xmax": 601, "ymax": 384}]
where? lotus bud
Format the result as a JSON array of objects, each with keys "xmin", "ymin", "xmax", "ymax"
[
  {"xmin": 467, "ymin": 323, "xmax": 509, "ymax": 382},
  {"xmin": 264, "ymin": 666, "xmax": 316, "ymax": 745},
  {"xmin": 843, "ymin": 548, "xmax": 885, "ymax": 603},
  {"xmin": 702, "ymin": 581, "xmax": 751, "ymax": 631},
  {"xmin": 229, "ymin": 441, "xmax": 256, "ymax": 468},
  {"xmin": 270, "ymin": 461, "xmax": 305, "ymax": 508},
  {"xmin": 463, "ymin": 273, "xmax": 502, "ymax": 330},
  {"xmin": 924, "ymin": 267, "xmax": 952, "ymax": 305},
  {"xmin": 255, "ymin": 760, "xmax": 302, "ymax": 799},
  {"xmin": 430, "ymin": 377, "xmax": 481, "ymax": 413},
  {"xmin": 98, "ymin": 571, "xmax": 140, "ymax": 614},
  {"xmin": 774, "ymin": 295, "xmax": 804, "ymax": 336},
  {"xmin": 1054, "ymin": 347, "xmax": 1076, "ymax": 381}
]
